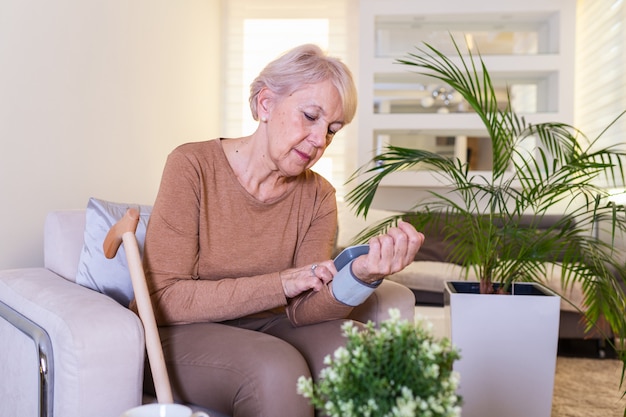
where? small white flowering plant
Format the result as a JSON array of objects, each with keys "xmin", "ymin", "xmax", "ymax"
[{"xmin": 297, "ymin": 309, "xmax": 461, "ymax": 417}]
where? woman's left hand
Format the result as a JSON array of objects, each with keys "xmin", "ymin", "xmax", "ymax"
[{"xmin": 351, "ymin": 220, "xmax": 424, "ymax": 284}]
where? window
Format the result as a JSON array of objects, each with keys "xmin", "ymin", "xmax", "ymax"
[
  {"xmin": 221, "ymin": 0, "xmax": 357, "ymax": 199},
  {"xmin": 576, "ymin": 0, "xmax": 626, "ymax": 159},
  {"xmin": 240, "ymin": 19, "xmax": 330, "ymax": 135}
]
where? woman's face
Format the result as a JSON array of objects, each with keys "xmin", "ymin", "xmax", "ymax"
[{"xmin": 261, "ymin": 80, "xmax": 345, "ymax": 178}]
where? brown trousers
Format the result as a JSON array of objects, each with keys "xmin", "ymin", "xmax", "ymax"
[{"xmin": 145, "ymin": 281, "xmax": 415, "ymax": 417}]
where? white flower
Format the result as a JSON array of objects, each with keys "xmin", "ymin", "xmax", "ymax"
[
  {"xmin": 415, "ymin": 314, "xmax": 435, "ymax": 332},
  {"xmin": 333, "ymin": 346, "xmax": 349, "ymax": 362},
  {"xmin": 298, "ymin": 308, "xmax": 461, "ymax": 417},
  {"xmin": 351, "ymin": 344, "xmax": 364, "ymax": 358},
  {"xmin": 296, "ymin": 375, "xmax": 312, "ymax": 396},
  {"xmin": 388, "ymin": 308, "xmax": 401, "ymax": 321}
]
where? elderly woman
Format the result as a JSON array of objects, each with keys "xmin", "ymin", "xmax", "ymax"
[{"xmin": 141, "ymin": 44, "xmax": 424, "ymax": 416}]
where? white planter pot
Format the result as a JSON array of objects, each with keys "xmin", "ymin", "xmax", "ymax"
[{"xmin": 444, "ymin": 281, "xmax": 560, "ymax": 417}]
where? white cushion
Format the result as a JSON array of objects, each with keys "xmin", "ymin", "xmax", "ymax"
[
  {"xmin": 536, "ymin": 263, "xmax": 585, "ymax": 313},
  {"xmin": 336, "ymin": 202, "xmax": 401, "ymax": 249},
  {"xmin": 388, "ymin": 261, "xmax": 478, "ymax": 294},
  {"xmin": 75, "ymin": 198, "xmax": 151, "ymax": 306},
  {"xmin": 44, "ymin": 210, "xmax": 86, "ymax": 282}
]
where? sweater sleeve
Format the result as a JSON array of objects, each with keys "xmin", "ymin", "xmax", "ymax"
[
  {"xmin": 284, "ymin": 179, "xmax": 355, "ymax": 326},
  {"xmin": 286, "ymin": 285, "xmax": 353, "ymax": 327},
  {"xmin": 142, "ymin": 145, "xmax": 287, "ymax": 325}
]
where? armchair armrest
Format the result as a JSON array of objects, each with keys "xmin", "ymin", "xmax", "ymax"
[
  {"xmin": 348, "ymin": 279, "xmax": 416, "ymax": 325},
  {"xmin": 0, "ymin": 268, "xmax": 145, "ymax": 417}
]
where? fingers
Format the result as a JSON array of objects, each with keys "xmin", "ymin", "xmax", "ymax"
[
  {"xmin": 281, "ymin": 221, "xmax": 424, "ymax": 298},
  {"xmin": 280, "ymin": 260, "xmax": 337, "ymax": 298},
  {"xmin": 311, "ymin": 260, "xmax": 336, "ymax": 285},
  {"xmin": 372, "ymin": 220, "xmax": 423, "ymax": 265},
  {"xmin": 391, "ymin": 221, "xmax": 424, "ymax": 255},
  {"xmin": 352, "ymin": 220, "xmax": 425, "ymax": 283}
]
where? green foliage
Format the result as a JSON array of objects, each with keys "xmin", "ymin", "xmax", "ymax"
[
  {"xmin": 346, "ymin": 36, "xmax": 626, "ymax": 336},
  {"xmin": 297, "ymin": 310, "xmax": 461, "ymax": 417},
  {"xmin": 346, "ymin": 36, "xmax": 626, "ymax": 410}
]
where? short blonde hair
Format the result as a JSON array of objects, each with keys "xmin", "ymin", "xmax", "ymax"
[{"xmin": 249, "ymin": 44, "xmax": 357, "ymax": 124}]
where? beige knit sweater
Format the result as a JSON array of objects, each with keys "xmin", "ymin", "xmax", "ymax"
[{"xmin": 142, "ymin": 139, "xmax": 353, "ymax": 326}]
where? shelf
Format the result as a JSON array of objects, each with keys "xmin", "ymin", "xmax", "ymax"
[
  {"xmin": 357, "ymin": 0, "xmax": 575, "ymax": 198},
  {"xmin": 370, "ymin": 55, "xmax": 565, "ymax": 74}
]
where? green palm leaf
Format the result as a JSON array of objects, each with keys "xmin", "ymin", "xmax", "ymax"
[{"xmin": 346, "ymin": 35, "xmax": 626, "ymax": 404}]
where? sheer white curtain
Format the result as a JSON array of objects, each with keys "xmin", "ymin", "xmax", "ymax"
[
  {"xmin": 221, "ymin": 0, "xmax": 358, "ymax": 199},
  {"xmin": 576, "ymin": 0, "xmax": 626, "ymax": 163}
]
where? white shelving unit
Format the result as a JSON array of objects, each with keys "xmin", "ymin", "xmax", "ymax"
[{"xmin": 357, "ymin": 0, "xmax": 576, "ymax": 211}]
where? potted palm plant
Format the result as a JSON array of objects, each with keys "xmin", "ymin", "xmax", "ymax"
[{"xmin": 346, "ymin": 37, "xmax": 626, "ymax": 417}]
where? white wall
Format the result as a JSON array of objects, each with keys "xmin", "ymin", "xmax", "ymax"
[{"xmin": 0, "ymin": 0, "xmax": 222, "ymax": 269}]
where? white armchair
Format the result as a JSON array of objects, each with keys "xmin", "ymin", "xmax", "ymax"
[
  {"xmin": 0, "ymin": 205, "xmax": 416, "ymax": 417},
  {"xmin": 0, "ymin": 210, "xmax": 144, "ymax": 417}
]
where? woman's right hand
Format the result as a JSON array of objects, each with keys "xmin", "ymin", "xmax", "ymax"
[{"xmin": 280, "ymin": 260, "xmax": 337, "ymax": 298}]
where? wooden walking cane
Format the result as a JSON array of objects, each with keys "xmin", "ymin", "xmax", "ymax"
[{"xmin": 103, "ymin": 208, "xmax": 174, "ymax": 404}]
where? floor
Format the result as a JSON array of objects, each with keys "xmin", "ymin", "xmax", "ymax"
[{"xmin": 414, "ymin": 305, "xmax": 448, "ymax": 339}]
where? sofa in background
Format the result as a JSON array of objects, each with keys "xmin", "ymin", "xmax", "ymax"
[
  {"xmin": 0, "ymin": 202, "xmax": 415, "ymax": 417},
  {"xmin": 336, "ymin": 202, "xmax": 618, "ymax": 343}
]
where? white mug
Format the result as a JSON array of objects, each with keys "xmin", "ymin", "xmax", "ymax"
[{"xmin": 121, "ymin": 403, "xmax": 210, "ymax": 417}]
